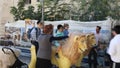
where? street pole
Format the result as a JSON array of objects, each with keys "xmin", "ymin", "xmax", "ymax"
[
  {"xmin": 41, "ymin": 0, "xmax": 44, "ymax": 23},
  {"xmin": 69, "ymin": 8, "xmax": 72, "ymax": 20}
]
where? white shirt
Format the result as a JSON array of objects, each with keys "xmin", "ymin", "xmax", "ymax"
[
  {"xmin": 94, "ymin": 32, "xmax": 102, "ymax": 45},
  {"xmin": 30, "ymin": 28, "xmax": 37, "ymax": 40},
  {"xmin": 107, "ymin": 34, "xmax": 120, "ymax": 63},
  {"xmin": 26, "ymin": 25, "xmax": 33, "ymax": 32},
  {"xmin": 30, "ymin": 28, "xmax": 42, "ymax": 41}
]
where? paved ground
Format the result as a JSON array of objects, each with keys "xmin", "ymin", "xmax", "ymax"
[
  {"xmin": 19, "ymin": 55, "xmax": 30, "ymax": 64},
  {"xmin": 19, "ymin": 55, "xmax": 110, "ymax": 68},
  {"xmin": 18, "ymin": 47, "xmax": 110, "ymax": 68}
]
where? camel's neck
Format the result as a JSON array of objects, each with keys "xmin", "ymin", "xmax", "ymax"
[
  {"xmin": 62, "ymin": 39, "xmax": 73, "ymax": 53},
  {"xmin": 87, "ymin": 39, "xmax": 92, "ymax": 48},
  {"xmin": 62, "ymin": 40, "xmax": 80, "ymax": 64},
  {"xmin": 29, "ymin": 45, "xmax": 37, "ymax": 68}
]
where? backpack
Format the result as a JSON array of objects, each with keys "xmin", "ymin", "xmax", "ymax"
[
  {"xmin": 27, "ymin": 27, "xmax": 38, "ymax": 39},
  {"xmin": 2, "ymin": 47, "xmax": 28, "ymax": 68}
]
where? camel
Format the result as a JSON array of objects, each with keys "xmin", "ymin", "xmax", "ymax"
[
  {"xmin": 51, "ymin": 33, "xmax": 88, "ymax": 68},
  {"xmin": 51, "ymin": 46, "xmax": 59, "ymax": 67},
  {"xmin": 75, "ymin": 33, "xmax": 96, "ymax": 67},
  {"xmin": 84, "ymin": 33, "xmax": 96, "ymax": 56},
  {"xmin": 0, "ymin": 33, "xmax": 95, "ymax": 68},
  {"xmin": 0, "ymin": 44, "xmax": 37, "ymax": 68},
  {"xmin": 0, "ymin": 47, "xmax": 20, "ymax": 68},
  {"xmin": 28, "ymin": 45, "xmax": 37, "ymax": 68}
]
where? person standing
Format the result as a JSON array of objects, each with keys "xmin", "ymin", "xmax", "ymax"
[
  {"xmin": 30, "ymin": 20, "xmax": 44, "ymax": 54},
  {"xmin": 26, "ymin": 21, "xmax": 33, "ymax": 33},
  {"xmin": 94, "ymin": 26, "xmax": 102, "ymax": 46},
  {"xmin": 88, "ymin": 26, "xmax": 102, "ymax": 68},
  {"xmin": 107, "ymin": 25, "xmax": 120, "ymax": 68},
  {"xmin": 97, "ymin": 42, "xmax": 106, "ymax": 68},
  {"xmin": 30, "ymin": 20, "xmax": 43, "ymax": 41}
]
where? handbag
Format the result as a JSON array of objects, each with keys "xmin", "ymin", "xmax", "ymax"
[{"xmin": 2, "ymin": 47, "xmax": 28, "ymax": 68}]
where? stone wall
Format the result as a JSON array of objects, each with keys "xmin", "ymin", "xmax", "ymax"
[{"xmin": 0, "ymin": 0, "xmax": 15, "ymax": 36}]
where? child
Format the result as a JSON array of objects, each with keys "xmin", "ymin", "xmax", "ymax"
[
  {"xmin": 97, "ymin": 43, "xmax": 106, "ymax": 68},
  {"xmin": 63, "ymin": 23, "xmax": 69, "ymax": 36},
  {"xmin": 54, "ymin": 24, "xmax": 64, "ymax": 47},
  {"xmin": 54, "ymin": 24, "xmax": 65, "ymax": 60}
]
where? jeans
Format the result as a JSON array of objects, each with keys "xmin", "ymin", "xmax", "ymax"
[
  {"xmin": 36, "ymin": 58, "xmax": 52, "ymax": 68},
  {"xmin": 97, "ymin": 57, "xmax": 105, "ymax": 67},
  {"xmin": 88, "ymin": 47, "xmax": 97, "ymax": 68},
  {"xmin": 113, "ymin": 63, "xmax": 120, "ymax": 68}
]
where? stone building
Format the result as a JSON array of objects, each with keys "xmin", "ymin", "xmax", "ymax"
[
  {"xmin": 0, "ymin": 0, "xmax": 40, "ymax": 36},
  {"xmin": 0, "ymin": 0, "xmax": 14, "ymax": 36}
]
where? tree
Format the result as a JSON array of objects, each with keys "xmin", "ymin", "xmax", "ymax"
[
  {"xmin": 10, "ymin": 0, "xmax": 120, "ymax": 21},
  {"xmin": 10, "ymin": 0, "xmax": 25, "ymax": 21},
  {"xmin": 34, "ymin": 4, "xmax": 42, "ymax": 20},
  {"xmin": 88, "ymin": 0, "xmax": 110, "ymax": 21},
  {"xmin": 108, "ymin": 0, "xmax": 120, "ymax": 20},
  {"xmin": 39, "ymin": 0, "xmax": 72, "ymax": 21},
  {"xmin": 78, "ymin": 0, "xmax": 120, "ymax": 21},
  {"xmin": 23, "ymin": 6, "xmax": 35, "ymax": 19},
  {"xmin": 10, "ymin": 0, "xmax": 76, "ymax": 21}
]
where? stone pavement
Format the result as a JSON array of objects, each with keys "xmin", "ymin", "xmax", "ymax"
[
  {"xmin": 19, "ymin": 55, "xmax": 110, "ymax": 68},
  {"xmin": 18, "ymin": 47, "xmax": 110, "ymax": 68},
  {"xmin": 19, "ymin": 55, "xmax": 30, "ymax": 64}
]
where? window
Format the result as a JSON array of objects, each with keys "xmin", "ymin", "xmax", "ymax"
[
  {"xmin": 37, "ymin": 0, "xmax": 40, "ymax": 2},
  {"xmin": 25, "ymin": 0, "xmax": 31, "ymax": 4}
]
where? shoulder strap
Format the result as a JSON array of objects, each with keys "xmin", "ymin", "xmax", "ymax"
[
  {"xmin": 35, "ymin": 27, "xmax": 38, "ymax": 32},
  {"xmin": 29, "ymin": 27, "xmax": 38, "ymax": 39},
  {"xmin": 33, "ymin": 27, "xmax": 41, "ymax": 39},
  {"xmin": 31, "ymin": 27, "xmax": 34, "ymax": 30},
  {"xmin": 2, "ymin": 47, "xmax": 18, "ymax": 59},
  {"xmin": 30, "ymin": 27, "xmax": 35, "ymax": 32},
  {"xmin": 35, "ymin": 27, "xmax": 38, "ymax": 38}
]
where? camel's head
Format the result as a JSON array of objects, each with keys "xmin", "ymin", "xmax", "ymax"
[
  {"xmin": 86, "ymin": 33, "xmax": 96, "ymax": 47},
  {"xmin": 30, "ymin": 45, "xmax": 35, "ymax": 51},
  {"xmin": 62, "ymin": 34, "xmax": 87, "ymax": 64},
  {"xmin": 74, "ymin": 34, "xmax": 87, "ymax": 53},
  {"xmin": 61, "ymin": 33, "xmax": 88, "ymax": 64}
]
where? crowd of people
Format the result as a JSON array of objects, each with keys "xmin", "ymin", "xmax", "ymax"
[
  {"xmin": 25, "ymin": 20, "xmax": 69, "ymax": 68},
  {"xmin": 86, "ymin": 25, "xmax": 120, "ymax": 68},
  {"xmin": 22, "ymin": 20, "xmax": 120, "ymax": 68}
]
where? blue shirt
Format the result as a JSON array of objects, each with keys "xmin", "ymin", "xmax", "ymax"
[
  {"xmin": 63, "ymin": 29, "xmax": 69, "ymax": 36},
  {"xmin": 54, "ymin": 31, "xmax": 64, "ymax": 46}
]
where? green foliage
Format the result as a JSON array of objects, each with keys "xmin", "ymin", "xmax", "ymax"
[
  {"xmin": 108, "ymin": 0, "xmax": 120, "ymax": 20},
  {"xmin": 10, "ymin": 0, "xmax": 70, "ymax": 21},
  {"xmin": 10, "ymin": 0, "xmax": 25, "ymax": 20},
  {"xmin": 10, "ymin": 6, "xmax": 19, "ymax": 21},
  {"xmin": 43, "ymin": 0, "xmax": 71, "ymax": 21},
  {"xmin": 79, "ymin": 0, "xmax": 120, "ymax": 21},
  {"xmin": 10, "ymin": 0, "xmax": 120, "ymax": 21},
  {"xmin": 23, "ymin": 6, "xmax": 35, "ymax": 19},
  {"xmin": 34, "ymin": 4, "xmax": 42, "ymax": 20}
]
